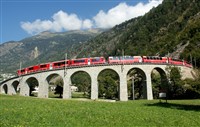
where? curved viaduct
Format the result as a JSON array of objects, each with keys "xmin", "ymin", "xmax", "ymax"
[{"xmin": 0, "ymin": 64, "xmax": 193, "ymax": 101}]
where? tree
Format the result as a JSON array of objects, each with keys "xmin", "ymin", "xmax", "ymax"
[
  {"xmin": 98, "ymin": 70, "xmax": 119, "ymax": 100},
  {"xmin": 53, "ymin": 77, "xmax": 64, "ymax": 98},
  {"xmin": 98, "ymin": 76, "xmax": 118, "ymax": 99},
  {"xmin": 54, "ymin": 85, "xmax": 63, "ymax": 98},
  {"xmin": 166, "ymin": 66, "xmax": 184, "ymax": 99},
  {"xmin": 71, "ymin": 72, "xmax": 91, "ymax": 97},
  {"xmin": 183, "ymin": 69, "xmax": 200, "ymax": 98},
  {"xmin": 127, "ymin": 69, "xmax": 145, "ymax": 99}
]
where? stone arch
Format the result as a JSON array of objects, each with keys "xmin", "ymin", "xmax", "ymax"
[
  {"xmin": 70, "ymin": 71, "xmax": 91, "ymax": 98},
  {"xmin": 26, "ymin": 77, "xmax": 39, "ymax": 97},
  {"xmin": 127, "ymin": 67, "xmax": 147, "ymax": 100},
  {"xmin": 46, "ymin": 73, "xmax": 63, "ymax": 98},
  {"xmin": 12, "ymin": 80, "xmax": 20, "ymax": 94},
  {"xmin": 3, "ymin": 84, "xmax": 8, "ymax": 94},
  {"xmin": 97, "ymin": 68, "xmax": 120, "ymax": 100},
  {"xmin": 151, "ymin": 67, "xmax": 168, "ymax": 98}
]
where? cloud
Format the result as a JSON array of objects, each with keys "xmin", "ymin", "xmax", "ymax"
[
  {"xmin": 21, "ymin": 0, "xmax": 163, "ymax": 34},
  {"xmin": 21, "ymin": 19, "xmax": 53, "ymax": 35},
  {"xmin": 93, "ymin": 0, "xmax": 163, "ymax": 28},
  {"xmin": 21, "ymin": 10, "xmax": 93, "ymax": 35},
  {"xmin": 82, "ymin": 19, "xmax": 93, "ymax": 29}
]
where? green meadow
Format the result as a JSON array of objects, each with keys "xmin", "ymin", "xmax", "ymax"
[{"xmin": 0, "ymin": 94, "xmax": 200, "ymax": 127}]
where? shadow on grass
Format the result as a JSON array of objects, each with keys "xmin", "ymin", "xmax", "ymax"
[{"xmin": 145, "ymin": 102, "xmax": 200, "ymax": 112}]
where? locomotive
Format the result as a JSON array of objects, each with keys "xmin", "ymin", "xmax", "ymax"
[{"xmin": 17, "ymin": 56, "xmax": 192, "ymax": 76}]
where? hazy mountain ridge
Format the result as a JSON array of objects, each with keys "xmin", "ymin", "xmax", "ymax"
[{"xmin": 0, "ymin": 29, "xmax": 104, "ymax": 73}]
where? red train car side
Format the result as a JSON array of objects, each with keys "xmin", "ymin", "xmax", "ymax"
[
  {"xmin": 39, "ymin": 63, "xmax": 50, "ymax": 71},
  {"xmin": 70, "ymin": 58, "xmax": 89, "ymax": 66},
  {"xmin": 27, "ymin": 65, "xmax": 39, "ymax": 74},
  {"xmin": 108, "ymin": 56, "xmax": 120, "ymax": 64},
  {"xmin": 17, "ymin": 68, "xmax": 27, "ymax": 76},
  {"xmin": 142, "ymin": 56, "xmax": 168, "ymax": 64},
  {"xmin": 168, "ymin": 58, "xmax": 183, "ymax": 66},
  {"xmin": 184, "ymin": 61, "xmax": 193, "ymax": 68},
  {"xmin": 70, "ymin": 57, "xmax": 106, "ymax": 66},
  {"xmin": 52, "ymin": 60, "xmax": 70, "ymax": 69},
  {"xmin": 108, "ymin": 56, "xmax": 142, "ymax": 64},
  {"xmin": 90, "ymin": 57, "xmax": 106, "ymax": 65}
]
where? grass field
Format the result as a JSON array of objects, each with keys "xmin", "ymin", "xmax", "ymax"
[{"xmin": 0, "ymin": 94, "xmax": 200, "ymax": 127}]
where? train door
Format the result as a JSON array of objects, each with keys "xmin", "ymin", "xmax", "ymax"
[
  {"xmin": 50, "ymin": 63, "xmax": 53, "ymax": 70},
  {"xmin": 139, "ymin": 57, "xmax": 142, "ymax": 63},
  {"xmin": 166, "ymin": 58, "xmax": 169, "ymax": 63},
  {"xmin": 88, "ymin": 59, "xmax": 91, "ymax": 65}
]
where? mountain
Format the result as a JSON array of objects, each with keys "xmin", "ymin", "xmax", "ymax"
[
  {"xmin": 0, "ymin": 29, "xmax": 104, "ymax": 74},
  {"xmin": 74, "ymin": 0, "xmax": 200, "ymax": 67}
]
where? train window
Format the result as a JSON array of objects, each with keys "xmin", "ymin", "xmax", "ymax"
[
  {"xmin": 172, "ymin": 59, "xmax": 181, "ymax": 61},
  {"xmin": 74, "ymin": 59, "xmax": 85, "ymax": 63},
  {"xmin": 92, "ymin": 58, "xmax": 100, "ymax": 62},
  {"xmin": 54, "ymin": 62, "xmax": 64, "ymax": 66},
  {"xmin": 40, "ymin": 65, "xmax": 47, "ymax": 68},
  {"xmin": 28, "ymin": 67, "xmax": 33, "ymax": 70},
  {"xmin": 123, "ymin": 56, "xmax": 133, "ymax": 60},
  {"xmin": 113, "ymin": 57, "xmax": 119, "ymax": 60}
]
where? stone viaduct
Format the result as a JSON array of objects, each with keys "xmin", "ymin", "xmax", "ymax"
[{"xmin": 0, "ymin": 64, "xmax": 193, "ymax": 101}]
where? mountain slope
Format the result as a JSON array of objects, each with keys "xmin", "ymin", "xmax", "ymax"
[
  {"xmin": 74, "ymin": 0, "xmax": 200, "ymax": 67},
  {"xmin": 0, "ymin": 29, "xmax": 103, "ymax": 73}
]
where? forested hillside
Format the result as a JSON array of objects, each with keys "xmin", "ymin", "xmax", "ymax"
[
  {"xmin": 74, "ymin": 0, "xmax": 200, "ymax": 67},
  {"xmin": 0, "ymin": 30, "xmax": 103, "ymax": 73}
]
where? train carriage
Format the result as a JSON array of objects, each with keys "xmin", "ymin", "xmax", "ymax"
[
  {"xmin": 39, "ymin": 63, "xmax": 50, "ymax": 71},
  {"xmin": 70, "ymin": 58, "xmax": 89, "ymax": 66},
  {"xmin": 183, "ymin": 61, "xmax": 193, "ymax": 68},
  {"xmin": 52, "ymin": 60, "xmax": 70, "ymax": 69},
  {"xmin": 17, "ymin": 68, "xmax": 27, "ymax": 76},
  {"xmin": 168, "ymin": 58, "xmax": 184, "ymax": 66},
  {"xmin": 70, "ymin": 57, "xmax": 106, "ymax": 66},
  {"xmin": 27, "ymin": 65, "xmax": 39, "ymax": 73},
  {"xmin": 108, "ymin": 56, "xmax": 142, "ymax": 64},
  {"xmin": 90, "ymin": 57, "xmax": 106, "ymax": 65},
  {"xmin": 108, "ymin": 56, "xmax": 120, "ymax": 64},
  {"xmin": 142, "ymin": 56, "xmax": 168, "ymax": 64}
]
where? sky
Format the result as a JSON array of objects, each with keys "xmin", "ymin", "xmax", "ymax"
[{"xmin": 0, "ymin": 0, "xmax": 163, "ymax": 44}]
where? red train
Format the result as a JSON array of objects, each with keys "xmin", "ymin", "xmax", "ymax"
[
  {"xmin": 17, "ymin": 56, "xmax": 192, "ymax": 76},
  {"xmin": 17, "ymin": 57, "xmax": 106, "ymax": 76}
]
